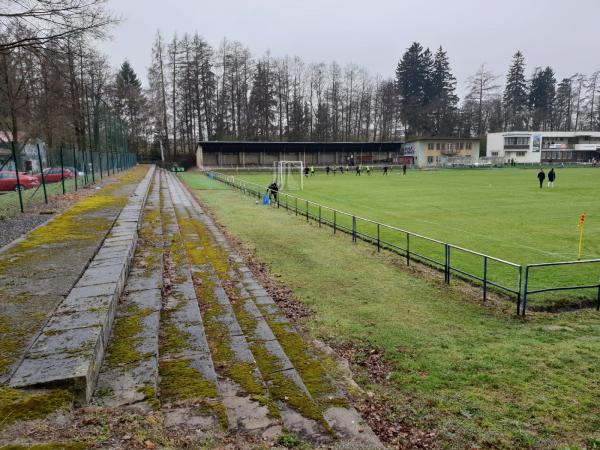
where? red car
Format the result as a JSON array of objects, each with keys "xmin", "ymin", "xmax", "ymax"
[
  {"xmin": 0, "ymin": 171, "xmax": 41, "ymax": 191},
  {"xmin": 36, "ymin": 167, "xmax": 75, "ymax": 183}
]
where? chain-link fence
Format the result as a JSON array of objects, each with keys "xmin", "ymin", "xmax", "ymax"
[{"xmin": 0, "ymin": 141, "xmax": 136, "ymax": 217}]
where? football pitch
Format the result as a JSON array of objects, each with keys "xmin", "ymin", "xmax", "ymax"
[{"xmin": 195, "ymin": 167, "xmax": 600, "ymax": 308}]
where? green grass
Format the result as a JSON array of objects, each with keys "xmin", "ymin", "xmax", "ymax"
[
  {"xmin": 207, "ymin": 168, "xmax": 600, "ymax": 309},
  {"xmin": 185, "ymin": 182, "xmax": 600, "ymax": 449}
]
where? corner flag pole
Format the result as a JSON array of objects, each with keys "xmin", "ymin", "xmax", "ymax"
[{"xmin": 577, "ymin": 212, "xmax": 586, "ymax": 260}]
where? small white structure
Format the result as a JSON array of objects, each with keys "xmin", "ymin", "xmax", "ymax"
[
  {"xmin": 274, "ymin": 160, "xmax": 304, "ymax": 191},
  {"xmin": 486, "ymin": 131, "xmax": 600, "ymax": 164}
]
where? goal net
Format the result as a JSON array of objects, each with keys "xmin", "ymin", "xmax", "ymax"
[{"xmin": 273, "ymin": 161, "xmax": 304, "ymax": 191}]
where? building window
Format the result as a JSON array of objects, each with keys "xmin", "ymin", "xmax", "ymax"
[
  {"xmin": 459, "ymin": 143, "xmax": 465, "ymax": 150},
  {"xmin": 436, "ymin": 143, "xmax": 441, "ymax": 150},
  {"xmin": 492, "ymin": 151, "xmax": 499, "ymax": 156},
  {"xmin": 504, "ymin": 137, "xmax": 529, "ymax": 148},
  {"xmin": 428, "ymin": 143, "xmax": 434, "ymax": 150},
  {"xmin": 466, "ymin": 142, "xmax": 472, "ymax": 150},
  {"xmin": 427, "ymin": 156, "xmax": 434, "ymax": 163},
  {"xmin": 516, "ymin": 151, "xmax": 526, "ymax": 156}
]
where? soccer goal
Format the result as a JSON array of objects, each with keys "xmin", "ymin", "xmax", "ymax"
[{"xmin": 273, "ymin": 161, "xmax": 304, "ymax": 191}]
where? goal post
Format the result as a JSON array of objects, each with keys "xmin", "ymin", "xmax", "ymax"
[{"xmin": 273, "ymin": 161, "xmax": 304, "ymax": 191}]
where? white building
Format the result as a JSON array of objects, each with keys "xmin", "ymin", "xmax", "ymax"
[
  {"xmin": 404, "ymin": 137, "xmax": 480, "ymax": 168},
  {"xmin": 486, "ymin": 131, "xmax": 600, "ymax": 164}
]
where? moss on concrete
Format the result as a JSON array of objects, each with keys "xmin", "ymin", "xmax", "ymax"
[
  {"xmin": 0, "ymin": 387, "xmax": 72, "ymax": 428},
  {"xmin": 106, "ymin": 305, "xmax": 153, "ymax": 368}
]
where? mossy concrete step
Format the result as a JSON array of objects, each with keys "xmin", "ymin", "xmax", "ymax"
[
  {"xmin": 9, "ymin": 166, "xmax": 156, "ymax": 404},
  {"xmin": 94, "ymin": 172, "xmax": 163, "ymax": 407},
  {"xmin": 158, "ymin": 172, "xmax": 225, "ymax": 431},
  {"xmin": 166, "ymin": 172, "xmax": 332, "ymax": 443},
  {"xmin": 171, "ymin": 171, "xmax": 383, "ymax": 448},
  {"xmin": 167, "ymin": 179, "xmax": 282, "ymax": 438}
]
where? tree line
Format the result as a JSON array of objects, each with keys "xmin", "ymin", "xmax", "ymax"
[{"xmin": 2, "ymin": 1, "xmax": 600, "ymax": 161}]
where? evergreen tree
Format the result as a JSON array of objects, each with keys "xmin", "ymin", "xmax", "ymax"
[
  {"xmin": 396, "ymin": 42, "xmax": 430, "ymax": 136},
  {"xmin": 248, "ymin": 59, "xmax": 276, "ymax": 139},
  {"xmin": 528, "ymin": 66, "xmax": 555, "ymax": 130},
  {"xmin": 554, "ymin": 78, "xmax": 572, "ymax": 130},
  {"xmin": 430, "ymin": 46, "xmax": 458, "ymax": 135},
  {"xmin": 503, "ymin": 51, "xmax": 528, "ymax": 130}
]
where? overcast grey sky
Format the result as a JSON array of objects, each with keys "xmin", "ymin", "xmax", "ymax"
[{"xmin": 99, "ymin": 0, "xmax": 600, "ymax": 96}]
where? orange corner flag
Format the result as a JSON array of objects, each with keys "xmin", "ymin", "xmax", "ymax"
[{"xmin": 578, "ymin": 212, "xmax": 586, "ymax": 228}]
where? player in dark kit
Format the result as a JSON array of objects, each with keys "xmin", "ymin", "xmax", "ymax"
[
  {"xmin": 355, "ymin": 166, "xmax": 361, "ymax": 176},
  {"xmin": 537, "ymin": 169, "xmax": 545, "ymax": 188},
  {"xmin": 267, "ymin": 182, "xmax": 279, "ymax": 201},
  {"xmin": 383, "ymin": 166, "xmax": 389, "ymax": 175}
]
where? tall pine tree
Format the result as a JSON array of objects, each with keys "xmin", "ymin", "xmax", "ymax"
[
  {"xmin": 396, "ymin": 42, "xmax": 429, "ymax": 137},
  {"xmin": 503, "ymin": 51, "xmax": 528, "ymax": 130},
  {"xmin": 529, "ymin": 66, "xmax": 555, "ymax": 131},
  {"xmin": 430, "ymin": 46, "xmax": 458, "ymax": 136}
]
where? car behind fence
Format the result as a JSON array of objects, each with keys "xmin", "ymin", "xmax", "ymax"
[{"xmin": 207, "ymin": 170, "xmax": 600, "ymax": 315}]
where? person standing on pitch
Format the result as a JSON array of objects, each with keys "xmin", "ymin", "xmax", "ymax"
[
  {"xmin": 383, "ymin": 166, "xmax": 388, "ymax": 175},
  {"xmin": 326, "ymin": 165, "xmax": 330, "ymax": 175},
  {"xmin": 548, "ymin": 168, "xmax": 556, "ymax": 187},
  {"xmin": 402, "ymin": 164, "xmax": 407, "ymax": 175},
  {"xmin": 537, "ymin": 168, "xmax": 545, "ymax": 188},
  {"xmin": 310, "ymin": 166, "xmax": 315, "ymax": 176},
  {"xmin": 304, "ymin": 166, "xmax": 309, "ymax": 177},
  {"xmin": 355, "ymin": 166, "xmax": 361, "ymax": 176},
  {"xmin": 366, "ymin": 165, "xmax": 371, "ymax": 175}
]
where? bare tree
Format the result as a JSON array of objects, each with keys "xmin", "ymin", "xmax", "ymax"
[{"xmin": 465, "ymin": 64, "xmax": 500, "ymax": 136}]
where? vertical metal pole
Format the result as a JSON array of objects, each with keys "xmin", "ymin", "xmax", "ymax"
[
  {"xmin": 522, "ymin": 266, "xmax": 529, "ymax": 316},
  {"xmin": 597, "ymin": 285, "xmax": 600, "ymax": 311},
  {"xmin": 352, "ymin": 216, "xmax": 356, "ymax": 242},
  {"xmin": 90, "ymin": 149, "xmax": 95, "ymax": 183},
  {"xmin": 377, "ymin": 223, "xmax": 380, "ymax": 252},
  {"xmin": 483, "ymin": 256, "xmax": 488, "ymax": 302},
  {"xmin": 295, "ymin": 197, "xmax": 298, "ymax": 216},
  {"xmin": 406, "ymin": 233, "xmax": 410, "ymax": 266},
  {"xmin": 306, "ymin": 200, "xmax": 309, "ymax": 222},
  {"xmin": 36, "ymin": 143, "xmax": 48, "ymax": 204},
  {"xmin": 444, "ymin": 244, "xmax": 450, "ymax": 283},
  {"xmin": 333, "ymin": 210, "xmax": 337, "ymax": 234},
  {"xmin": 318, "ymin": 205, "xmax": 321, "ymax": 227},
  {"xmin": 60, "ymin": 146, "xmax": 66, "ymax": 194},
  {"xmin": 73, "ymin": 147, "xmax": 78, "ymax": 191},
  {"xmin": 517, "ymin": 266, "xmax": 522, "ymax": 315},
  {"xmin": 11, "ymin": 141, "xmax": 24, "ymax": 213}
]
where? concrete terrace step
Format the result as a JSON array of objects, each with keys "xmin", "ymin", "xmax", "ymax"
[
  {"xmin": 157, "ymin": 171, "xmax": 224, "ymax": 431},
  {"xmin": 169, "ymin": 171, "xmax": 383, "ymax": 448},
  {"xmin": 9, "ymin": 166, "xmax": 156, "ymax": 404},
  {"xmin": 93, "ymin": 171, "xmax": 163, "ymax": 407},
  {"xmin": 165, "ymin": 172, "xmax": 282, "ymax": 438}
]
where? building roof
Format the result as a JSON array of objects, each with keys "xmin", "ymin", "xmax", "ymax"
[
  {"xmin": 197, "ymin": 141, "xmax": 404, "ymax": 153},
  {"xmin": 488, "ymin": 131, "xmax": 600, "ymax": 137},
  {"xmin": 405, "ymin": 137, "xmax": 480, "ymax": 143}
]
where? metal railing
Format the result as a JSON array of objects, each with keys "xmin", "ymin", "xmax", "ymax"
[
  {"xmin": 522, "ymin": 259, "xmax": 600, "ymax": 314},
  {"xmin": 208, "ymin": 171, "xmax": 524, "ymax": 313}
]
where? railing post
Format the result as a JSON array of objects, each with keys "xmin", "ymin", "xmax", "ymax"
[
  {"xmin": 333, "ymin": 210, "xmax": 336, "ymax": 234},
  {"xmin": 352, "ymin": 216, "xmax": 356, "ymax": 242},
  {"xmin": 318, "ymin": 205, "xmax": 321, "ymax": 227},
  {"xmin": 11, "ymin": 141, "xmax": 24, "ymax": 213},
  {"xmin": 517, "ymin": 266, "xmax": 522, "ymax": 315},
  {"xmin": 444, "ymin": 244, "xmax": 450, "ymax": 283},
  {"xmin": 483, "ymin": 256, "xmax": 488, "ymax": 301},
  {"xmin": 597, "ymin": 284, "xmax": 600, "ymax": 311},
  {"xmin": 406, "ymin": 233, "xmax": 410, "ymax": 266},
  {"xmin": 36, "ymin": 143, "xmax": 48, "ymax": 204},
  {"xmin": 522, "ymin": 266, "xmax": 530, "ymax": 316},
  {"xmin": 295, "ymin": 197, "xmax": 298, "ymax": 216},
  {"xmin": 377, "ymin": 223, "xmax": 380, "ymax": 252},
  {"xmin": 306, "ymin": 200, "xmax": 309, "ymax": 222}
]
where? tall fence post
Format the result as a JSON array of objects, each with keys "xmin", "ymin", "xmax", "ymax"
[
  {"xmin": 11, "ymin": 141, "xmax": 24, "ymax": 213},
  {"xmin": 406, "ymin": 233, "xmax": 410, "ymax": 266},
  {"xmin": 60, "ymin": 146, "xmax": 66, "ymax": 195},
  {"xmin": 352, "ymin": 216, "xmax": 356, "ymax": 243},
  {"xmin": 318, "ymin": 205, "xmax": 321, "ymax": 227},
  {"xmin": 522, "ymin": 266, "xmax": 530, "ymax": 316},
  {"xmin": 483, "ymin": 256, "xmax": 488, "ymax": 302},
  {"xmin": 377, "ymin": 223, "xmax": 380, "ymax": 252},
  {"xmin": 295, "ymin": 197, "xmax": 298, "ymax": 216},
  {"xmin": 90, "ymin": 149, "xmax": 95, "ymax": 183},
  {"xmin": 36, "ymin": 143, "xmax": 48, "ymax": 204},
  {"xmin": 72, "ymin": 146, "xmax": 78, "ymax": 192},
  {"xmin": 597, "ymin": 285, "xmax": 600, "ymax": 311},
  {"xmin": 306, "ymin": 200, "xmax": 309, "ymax": 222}
]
